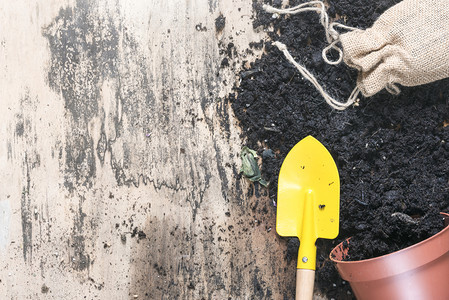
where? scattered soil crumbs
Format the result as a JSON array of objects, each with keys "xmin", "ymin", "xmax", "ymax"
[
  {"xmin": 215, "ymin": 14, "xmax": 226, "ymax": 33},
  {"xmin": 131, "ymin": 227, "xmax": 147, "ymax": 241},
  {"xmin": 230, "ymin": 0, "xmax": 449, "ymax": 298}
]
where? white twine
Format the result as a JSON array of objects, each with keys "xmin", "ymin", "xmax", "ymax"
[
  {"xmin": 386, "ymin": 83, "xmax": 401, "ymax": 95},
  {"xmin": 263, "ymin": 2, "xmax": 361, "ymax": 110},
  {"xmin": 273, "ymin": 41, "xmax": 360, "ymax": 110}
]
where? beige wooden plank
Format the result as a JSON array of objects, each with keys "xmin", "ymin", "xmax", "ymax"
[{"xmin": 0, "ymin": 0, "xmax": 315, "ymax": 299}]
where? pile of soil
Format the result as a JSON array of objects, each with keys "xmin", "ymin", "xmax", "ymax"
[{"xmin": 230, "ymin": 0, "xmax": 449, "ymax": 298}]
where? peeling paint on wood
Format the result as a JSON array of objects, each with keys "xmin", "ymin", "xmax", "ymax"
[{"xmin": 0, "ymin": 0, "xmax": 312, "ymax": 299}]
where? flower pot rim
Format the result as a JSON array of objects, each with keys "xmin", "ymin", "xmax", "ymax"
[{"xmin": 330, "ymin": 212, "xmax": 449, "ymax": 265}]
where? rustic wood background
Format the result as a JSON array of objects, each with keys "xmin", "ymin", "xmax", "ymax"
[{"xmin": 0, "ymin": 0, "xmax": 328, "ymax": 299}]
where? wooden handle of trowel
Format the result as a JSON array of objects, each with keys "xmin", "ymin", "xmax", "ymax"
[{"xmin": 296, "ymin": 269, "xmax": 315, "ymax": 300}]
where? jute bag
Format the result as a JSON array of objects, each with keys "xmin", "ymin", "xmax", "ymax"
[{"xmin": 264, "ymin": 0, "xmax": 449, "ymax": 110}]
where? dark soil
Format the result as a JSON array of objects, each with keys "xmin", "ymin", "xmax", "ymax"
[{"xmin": 230, "ymin": 0, "xmax": 449, "ymax": 298}]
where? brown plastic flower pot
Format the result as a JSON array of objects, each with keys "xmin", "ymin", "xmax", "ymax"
[{"xmin": 330, "ymin": 212, "xmax": 449, "ymax": 300}]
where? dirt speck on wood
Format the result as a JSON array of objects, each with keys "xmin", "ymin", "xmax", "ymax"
[{"xmin": 215, "ymin": 14, "xmax": 226, "ymax": 33}]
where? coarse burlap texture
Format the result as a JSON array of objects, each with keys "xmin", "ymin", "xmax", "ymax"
[{"xmin": 340, "ymin": 0, "xmax": 449, "ymax": 97}]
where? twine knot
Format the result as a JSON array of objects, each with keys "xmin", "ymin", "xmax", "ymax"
[{"xmin": 263, "ymin": 1, "xmax": 360, "ymax": 110}]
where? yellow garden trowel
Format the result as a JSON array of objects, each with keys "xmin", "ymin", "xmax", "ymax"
[{"xmin": 277, "ymin": 136, "xmax": 340, "ymax": 300}]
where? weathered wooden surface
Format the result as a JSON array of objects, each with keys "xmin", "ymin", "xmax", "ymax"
[{"xmin": 0, "ymin": 0, "xmax": 325, "ymax": 299}]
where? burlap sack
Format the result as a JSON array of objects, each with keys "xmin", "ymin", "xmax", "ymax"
[
  {"xmin": 264, "ymin": 0, "xmax": 449, "ymax": 109},
  {"xmin": 340, "ymin": 0, "xmax": 449, "ymax": 97}
]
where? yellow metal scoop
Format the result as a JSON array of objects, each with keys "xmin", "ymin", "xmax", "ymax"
[{"xmin": 277, "ymin": 136, "xmax": 340, "ymax": 299}]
